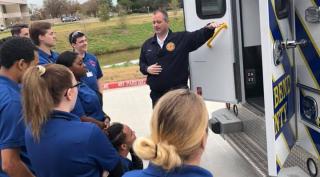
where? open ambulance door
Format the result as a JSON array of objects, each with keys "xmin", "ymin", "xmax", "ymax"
[
  {"xmin": 260, "ymin": 0, "xmax": 298, "ymax": 176},
  {"xmin": 183, "ymin": 0, "xmax": 242, "ymax": 104}
]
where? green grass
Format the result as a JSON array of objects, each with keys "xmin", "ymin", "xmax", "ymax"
[{"xmin": 0, "ymin": 12, "xmax": 185, "ymax": 65}]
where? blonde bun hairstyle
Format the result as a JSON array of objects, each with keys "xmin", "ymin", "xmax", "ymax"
[{"xmin": 133, "ymin": 89, "xmax": 208, "ymax": 170}]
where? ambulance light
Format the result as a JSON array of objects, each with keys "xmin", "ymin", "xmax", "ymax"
[{"xmin": 305, "ymin": 6, "xmax": 320, "ymax": 23}]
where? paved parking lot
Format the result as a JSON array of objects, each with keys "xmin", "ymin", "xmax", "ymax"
[{"xmin": 103, "ymin": 85, "xmax": 258, "ymax": 177}]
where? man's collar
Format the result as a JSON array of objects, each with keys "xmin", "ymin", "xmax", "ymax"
[{"xmin": 152, "ymin": 29, "xmax": 172, "ymax": 44}]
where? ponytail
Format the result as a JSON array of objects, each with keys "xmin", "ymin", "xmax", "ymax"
[
  {"xmin": 22, "ymin": 64, "xmax": 73, "ymax": 141},
  {"xmin": 22, "ymin": 65, "xmax": 54, "ymax": 141}
]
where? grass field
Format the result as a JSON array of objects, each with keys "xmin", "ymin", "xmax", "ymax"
[
  {"xmin": 0, "ymin": 11, "xmax": 185, "ymax": 82},
  {"xmin": 0, "ymin": 11, "xmax": 185, "ymax": 65}
]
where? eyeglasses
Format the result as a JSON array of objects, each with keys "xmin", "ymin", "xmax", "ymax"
[{"xmin": 64, "ymin": 81, "xmax": 81, "ymax": 96}]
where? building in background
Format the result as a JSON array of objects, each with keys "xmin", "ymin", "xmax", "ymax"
[{"xmin": 0, "ymin": 0, "xmax": 29, "ymax": 27}]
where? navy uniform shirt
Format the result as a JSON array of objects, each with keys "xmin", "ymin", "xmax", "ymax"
[
  {"xmin": 139, "ymin": 27, "xmax": 215, "ymax": 92},
  {"xmin": 25, "ymin": 110, "xmax": 120, "ymax": 177},
  {"xmin": 81, "ymin": 52, "xmax": 103, "ymax": 93},
  {"xmin": 0, "ymin": 76, "xmax": 32, "ymax": 177},
  {"xmin": 71, "ymin": 83, "xmax": 105, "ymax": 121},
  {"xmin": 38, "ymin": 49, "xmax": 59, "ymax": 65},
  {"xmin": 123, "ymin": 163, "xmax": 213, "ymax": 177}
]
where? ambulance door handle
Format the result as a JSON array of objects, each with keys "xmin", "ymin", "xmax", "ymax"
[
  {"xmin": 273, "ymin": 39, "xmax": 307, "ymax": 66},
  {"xmin": 282, "ymin": 39, "xmax": 307, "ymax": 49}
]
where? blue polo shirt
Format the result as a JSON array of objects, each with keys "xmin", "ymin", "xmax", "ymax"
[
  {"xmin": 81, "ymin": 52, "xmax": 103, "ymax": 93},
  {"xmin": 123, "ymin": 163, "xmax": 213, "ymax": 177},
  {"xmin": 71, "ymin": 83, "xmax": 105, "ymax": 121},
  {"xmin": 38, "ymin": 49, "xmax": 59, "ymax": 65},
  {"xmin": 121, "ymin": 156, "xmax": 132, "ymax": 173},
  {"xmin": 25, "ymin": 110, "xmax": 120, "ymax": 177},
  {"xmin": 0, "ymin": 76, "xmax": 31, "ymax": 177}
]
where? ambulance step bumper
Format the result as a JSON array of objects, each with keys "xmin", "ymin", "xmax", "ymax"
[
  {"xmin": 209, "ymin": 108, "xmax": 243, "ymax": 134},
  {"xmin": 225, "ymin": 132, "xmax": 268, "ymax": 177}
]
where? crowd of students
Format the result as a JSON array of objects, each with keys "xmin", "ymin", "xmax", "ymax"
[{"xmin": 0, "ymin": 10, "xmax": 214, "ymax": 177}]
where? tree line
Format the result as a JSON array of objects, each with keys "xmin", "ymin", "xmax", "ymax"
[{"xmin": 30, "ymin": 0, "xmax": 182, "ymax": 21}]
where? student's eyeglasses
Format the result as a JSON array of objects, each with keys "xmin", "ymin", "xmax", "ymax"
[{"xmin": 64, "ymin": 82, "xmax": 81, "ymax": 96}]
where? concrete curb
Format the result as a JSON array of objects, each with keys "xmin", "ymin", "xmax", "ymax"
[{"xmin": 103, "ymin": 78, "xmax": 146, "ymax": 90}]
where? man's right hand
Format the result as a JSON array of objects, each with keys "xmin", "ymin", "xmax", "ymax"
[{"xmin": 147, "ymin": 63, "xmax": 162, "ymax": 75}]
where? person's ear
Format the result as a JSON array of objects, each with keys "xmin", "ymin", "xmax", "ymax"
[
  {"xmin": 200, "ymin": 133, "xmax": 208, "ymax": 150},
  {"xmin": 120, "ymin": 144, "xmax": 127, "ymax": 151},
  {"xmin": 17, "ymin": 59, "xmax": 28, "ymax": 70}
]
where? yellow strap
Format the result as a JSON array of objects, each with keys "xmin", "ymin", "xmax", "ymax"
[{"xmin": 207, "ymin": 23, "xmax": 228, "ymax": 48}]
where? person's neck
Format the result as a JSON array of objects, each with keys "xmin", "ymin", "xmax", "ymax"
[
  {"xmin": 54, "ymin": 101, "xmax": 73, "ymax": 113},
  {"xmin": 183, "ymin": 150, "xmax": 203, "ymax": 166},
  {"xmin": 74, "ymin": 49, "xmax": 85, "ymax": 58},
  {"xmin": 39, "ymin": 44, "xmax": 51, "ymax": 55},
  {"xmin": 119, "ymin": 149, "xmax": 129, "ymax": 158},
  {"xmin": 157, "ymin": 30, "xmax": 168, "ymax": 41},
  {"xmin": 0, "ymin": 68, "xmax": 19, "ymax": 83}
]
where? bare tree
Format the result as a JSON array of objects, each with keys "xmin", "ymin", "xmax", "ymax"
[
  {"xmin": 81, "ymin": 0, "xmax": 99, "ymax": 17},
  {"xmin": 44, "ymin": 0, "xmax": 68, "ymax": 18},
  {"xmin": 66, "ymin": 0, "xmax": 81, "ymax": 15}
]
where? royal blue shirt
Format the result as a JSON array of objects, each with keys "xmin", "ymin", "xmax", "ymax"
[
  {"xmin": 38, "ymin": 49, "xmax": 59, "ymax": 65},
  {"xmin": 71, "ymin": 83, "xmax": 105, "ymax": 121},
  {"xmin": 81, "ymin": 52, "xmax": 103, "ymax": 93},
  {"xmin": 0, "ymin": 76, "xmax": 32, "ymax": 177},
  {"xmin": 25, "ymin": 110, "xmax": 120, "ymax": 177},
  {"xmin": 121, "ymin": 156, "xmax": 132, "ymax": 173},
  {"xmin": 123, "ymin": 163, "xmax": 213, "ymax": 177}
]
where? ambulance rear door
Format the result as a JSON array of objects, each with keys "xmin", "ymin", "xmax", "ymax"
[
  {"xmin": 183, "ymin": 0, "xmax": 242, "ymax": 103},
  {"xmin": 260, "ymin": 0, "xmax": 298, "ymax": 175}
]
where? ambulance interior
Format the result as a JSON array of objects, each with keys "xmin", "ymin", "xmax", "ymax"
[{"xmin": 240, "ymin": 0, "xmax": 264, "ymax": 112}]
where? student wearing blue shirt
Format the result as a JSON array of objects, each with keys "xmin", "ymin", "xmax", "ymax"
[
  {"xmin": 0, "ymin": 37, "xmax": 38, "ymax": 177},
  {"xmin": 56, "ymin": 51, "xmax": 107, "ymax": 129},
  {"xmin": 123, "ymin": 89, "xmax": 213, "ymax": 177},
  {"xmin": 105, "ymin": 123, "xmax": 143, "ymax": 172},
  {"xmin": 68, "ymin": 31, "xmax": 104, "ymax": 104},
  {"xmin": 30, "ymin": 22, "xmax": 59, "ymax": 65},
  {"xmin": 22, "ymin": 64, "xmax": 123, "ymax": 177}
]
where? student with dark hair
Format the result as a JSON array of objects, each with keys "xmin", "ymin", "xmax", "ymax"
[
  {"xmin": 22, "ymin": 64, "xmax": 123, "ymax": 177},
  {"xmin": 106, "ymin": 123, "xmax": 143, "ymax": 172},
  {"xmin": 56, "ymin": 51, "xmax": 107, "ymax": 129},
  {"xmin": 68, "ymin": 31, "xmax": 104, "ymax": 105},
  {"xmin": 11, "ymin": 24, "xmax": 29, "ymax": 38},
  {"xmin": 0, "ymin": 37, "xmax": 38, "ymax": 177},
  {"xmin": 30, "ymin": 22, "xmax": 59, "ymax": 65}
]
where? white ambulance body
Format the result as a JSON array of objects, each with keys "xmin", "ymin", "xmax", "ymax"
[{"xmin": 184, "ymin": 0, "xmax": 320, "ymax": 176}]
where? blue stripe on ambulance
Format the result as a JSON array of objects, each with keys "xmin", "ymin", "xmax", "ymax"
[
  {"xmin": 306, "ymin": 127, "xmax": 320, "ymax": 154},
  {"xmin": 269, "ymin": 0, "xmax": 296, "ymax": 173},
  {"xmin": 295, "ymin": 14, "xmax": 320, "ymax": 85},
  {"xmin": 269, "ymin": 0, "xmax": 295, "ymax": 138},
  {"xmin": 314, "ymin": 0, "xmax": 320, "ymax": 6}
]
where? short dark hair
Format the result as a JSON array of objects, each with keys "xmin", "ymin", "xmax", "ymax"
[
  {"xmin": 68, "ymin": 31, "xmax": 85, "ymax": 44},
  {"xmin": 105, "ymin": 122, "xmax": 126, "ymax": 151},
  {"xmin": 30, "ymin": 22, "xmax": 51, "ymax": 45},
  {"xmin": 11, "ymin": 24, "xmax": 28, "ymax": 36},
  {"xmin": 153, "ymin": 9, "xmax": 169, "ymax": 22},
  {"xmin": 56, "ymin": 51, "xmax": 79, "ymax": 67},
  {"xmin": 0, "ymin": 37, "xmax": 37, "ymax": 69}
]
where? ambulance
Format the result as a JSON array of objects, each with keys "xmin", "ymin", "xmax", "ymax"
[{"xmin": 183, "ymin": 0, "xmax": 320, "ymax": 176}]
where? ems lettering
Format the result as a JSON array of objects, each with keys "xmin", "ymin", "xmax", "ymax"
[
  {"xmin": 273, "ymin": 75, "xmax": 291, "ymax": 109},
  {"xmin": 273, "ymin": 102, "xmax": 287, "ymax": 134}
]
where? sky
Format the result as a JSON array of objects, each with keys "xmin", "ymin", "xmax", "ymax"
[{"xmin": 28, "ymin": 0, "xmax": 117, "ymax": 8}]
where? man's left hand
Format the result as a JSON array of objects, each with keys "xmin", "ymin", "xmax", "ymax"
[{"xmin": 207, "ymin": 22, "xmax": 224, "ymax": 29}]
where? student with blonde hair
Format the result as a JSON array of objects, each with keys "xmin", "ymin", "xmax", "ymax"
[
  {"xmin": 22, "ymin": 64, "xmax": 123, "ymax": 177},
  {"xmin": 123, "ymin": 89, "xmax": 212, "ymax": 177}
]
